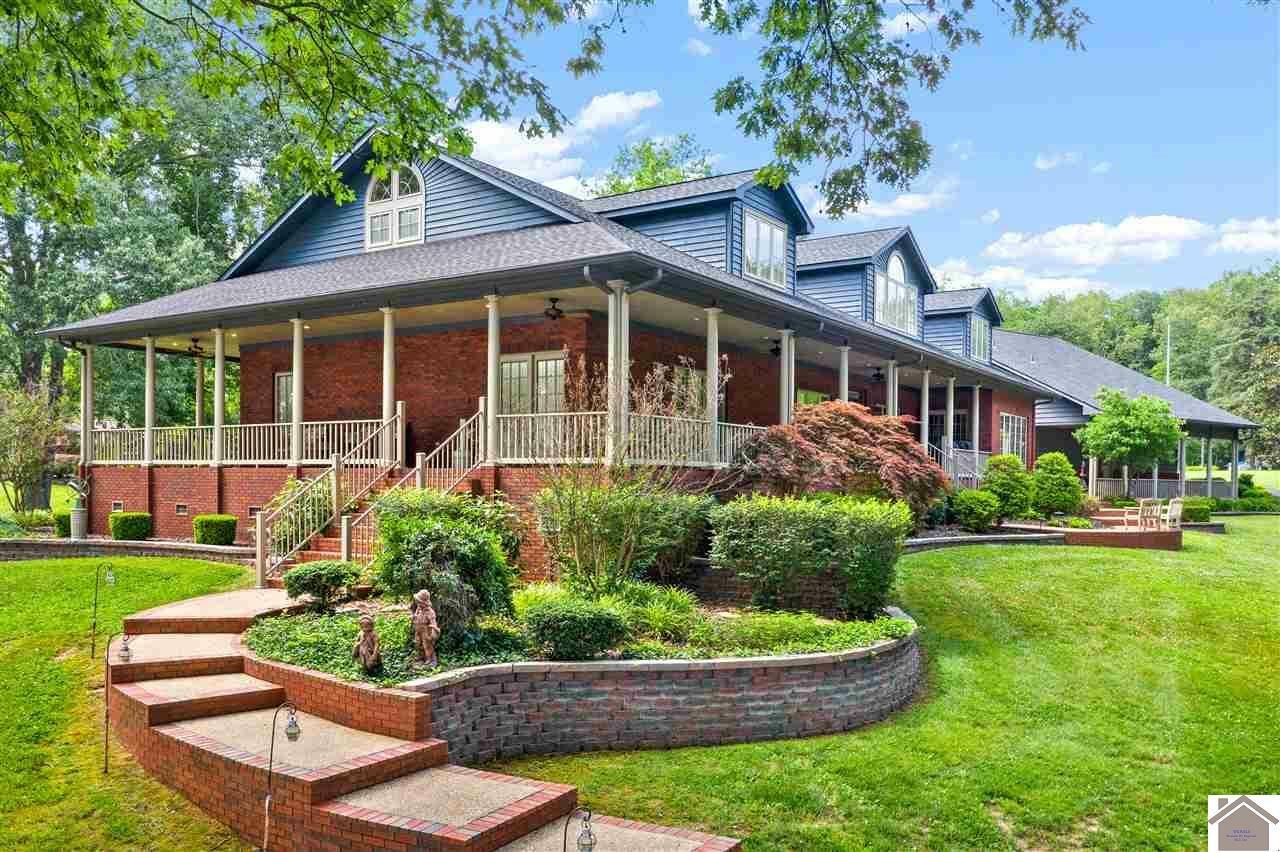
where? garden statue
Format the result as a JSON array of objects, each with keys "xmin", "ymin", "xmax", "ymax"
[
  {"xmin": 411, "ymin": 589, "xmax": 440, "ymax": 667},
  {"xmin": 352, "ymin": 615, "xmax": 382, "ymax": 674}
]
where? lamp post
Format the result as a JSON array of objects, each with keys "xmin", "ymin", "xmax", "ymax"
[
  {"xmin": 562, "ymin": 807, "xmax": 596, "ymax": 852},
  {"xmin": 263, "ymin": 701, "xmax": 302, "ymax": 851},
  {"xmin": 90, "ymin": 561, "xmax": 116, "ymax": 658}
]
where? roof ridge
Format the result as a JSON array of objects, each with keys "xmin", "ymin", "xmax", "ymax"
[
  {"xmin": 799, "ymin": 226, "xmax": 906, "ymax": 243},
  {"xmin": 585, "ymin": 168, "xmax": 759, "ymax": 201}
]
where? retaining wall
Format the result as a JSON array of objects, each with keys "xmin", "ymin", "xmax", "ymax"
[{"xmin": 0, "ymin": 537, "xmax": 253, "ymax": 564}]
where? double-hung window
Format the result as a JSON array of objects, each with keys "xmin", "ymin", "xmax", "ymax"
[
  {"xmin": 970, "ymin": 314, "xmax": 991, "ymax": 361},
  {"xmin": 273, "ymin": 373, "xmax": 292, "ymax": 423},
  {"xmin": 1000, "ymin": 413, "xmax": 1028, "ymax": 465},
  {"xmin": 499, "ymin": 352, "xmax": 566, "ymax": 414},
  {"xmin": 366, "ymin": 165, "xmax": 424, "ymax": 250},
  {"xmin": 875, "ymin": 253, "xmax": 919, "ymax": 335},
  {"xmin": 743, "ymin": 209, "xmax": 787, "ymax": 289}
]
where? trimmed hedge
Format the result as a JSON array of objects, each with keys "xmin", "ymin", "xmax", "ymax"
[
  {"xmin": 523, "ymin": 597, "xmax": 628, "ymax": 661},
  {"xmin": 109, "ymin": 511, "xmax": 152, "ymax": 541},
  {"xmin": 952, "ymin": 489, "xmax": 999, "ymax": 533},
  {"xmin": 53, "ymin": 509, "xmax": 71, "ymax": 538},
  {"xmin": 283, "ymin": 560, "xmax": 360, "ymax": 612},
  {"xmin": 192, "ymin": 514, "xmax": 238, "ymax": 545},
  {"xmin": 1182, "ymin": 498, "xmax": 1212, "ymax": 523}
]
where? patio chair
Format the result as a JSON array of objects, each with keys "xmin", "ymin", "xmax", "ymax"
[
  {"xmin": 1124, "ymin": 498, "xmax": 1161, "ymax": 530},
  {"xmin": 1161, "ymin": 497, "xmax": 1184, "ymax": 530}
]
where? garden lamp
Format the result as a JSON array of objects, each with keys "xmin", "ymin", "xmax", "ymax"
[
  {"xmin": 263, "ymin": 701, "xmax": 302, "ymax": 850},
  {"xmin": 89, "ymin": 561, "xmax": 116, "ymax": 658},
  {"xmin": 117, "ymin": 635, "xmax": 132, "ymax": 663},
  {"xmin": 562, "ymin": 807, "xmax": 597, "ymax": 852}
]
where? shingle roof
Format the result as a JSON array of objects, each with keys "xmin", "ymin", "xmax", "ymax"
[
  {"xmin": 796, "ymin": 228, "xmax": 906, "ymax": 266},
  {"xmin": 924, "ymin": 288, "xmax": 988, "ymax": 313},
  {"xmin": 993, "ymin": 329, "xmax": 1255, "ymax": 429},
  {"xmin": 580, "ymin": 170, "xmax": 758, "ymax": 212}
]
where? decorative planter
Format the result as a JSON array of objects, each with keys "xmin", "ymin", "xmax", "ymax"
[{"xmin": 69, "ymin": 507, "xmax": 88, "ymax": 540}]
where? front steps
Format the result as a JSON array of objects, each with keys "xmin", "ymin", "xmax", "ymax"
[{"xmin": 109, "ymin": 588, "xmax": 742, "ymax": 851}]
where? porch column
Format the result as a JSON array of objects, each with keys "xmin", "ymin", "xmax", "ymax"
[
  {"xmin": 919, "ymin": 369, "xmax": 931, "ymax": 445},
  {"xmin": 605, "ymin": 282, "xmax": 632, "ymax": 459},
  {"xmin": 945, "ymin": 377, "xmax": 956, "ymax": 453},
  {"xmin": 1204, "ymin": 434, "xmax": 1213, "ymax": 494},
  {"xmin": 1230, "ymin": 434, "xmax": 1240, "ymax": 497},
  {"xmin": 80, "ymin": 344, "xmax": 94, "ymax": 465},
  {"xmin": 485, "ymin": 295, "xmax": 500, "ymax": 464},
  {"xmin": 886, "ymin": 360, "xmax": 898, "ymax": 416},
  {"xmin": 381, "ymin": 307, "xmax": 397, "ymax": 462},
  {"xmin": 1122, "ymin": 464, "xmax": 1130, "ymax": 496},
  {"xmin": 778, "ymin": 329, "xmax": 795, "ymax": 424},
  {"xmin": 1153, "ymin": 462, "xmax": 1160, "ymax": 498},
  {"xmin": 211, "ymin": 328, "xmax": 225, "ymax": 467},
  {"xmin": 704, "ymin": 307, "xmax": 721, "ymax": 463},
  {"xmin": 838, "ymin": 346, "xmax": 850, "ymax": 402},
  {"xmin": 1087, "ymin": 456, "xmax": 1098, "ymax": 498},
  {"xmin": 289, "ymin": 318, "xmax": 304, "ymax": 466},
  {"xmin": 1177, "ymin": 437, "xmax": 1186, "ymax": 496},
  {"xmin": 194, "ymin": 356, "xmax": 205, "ymax": 427},
  {"xmin": 971, "ymin": 384, "xmax": 981, "ymax": 473},
  {"xmin": 143, "ymin": 336, "xmax": 155, "ymax": 466}
]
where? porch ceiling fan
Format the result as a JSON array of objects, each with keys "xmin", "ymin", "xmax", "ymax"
[
  {"xmin": 543, "ymin": 298, "xmax": 564, "ymax": 321},
  {"xmin": 869, "ymin": 366, "xmax": 885, "ymax": 384},
  {"xmin": 186, "ymin": 337, "xmax": 205, "ymax": 357}
]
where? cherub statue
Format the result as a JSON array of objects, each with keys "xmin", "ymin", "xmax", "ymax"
[
  {"xmin": 411, "ymin": 589, "xmax": 440, "ymax": 667},
  {"xmin": 352, "ymin": 615, "xmax": 382, "ymax": 674}
]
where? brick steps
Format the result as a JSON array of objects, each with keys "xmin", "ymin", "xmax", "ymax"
[
  {"xmin": 107, "ymin": 633, "xmax": 245, "ymax": 683},
  {"xmin": 495, "ymin": 812, "xmax": 742, "ymax": 851},
  {"xmin": 113, "ymin": 672, "xmax": 286, "ymax": 725},
  {"xmin": 124, "ymin": 588, "xmax": 302, "ymax": 634}
]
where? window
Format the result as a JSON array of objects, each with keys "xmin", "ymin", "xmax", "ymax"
[
  {"xmin": 366, "ymin": 164, "xmax": 425, "ymax": 250},
  {"xmin": 175, "ymin": 503, "xmax": 188, "ymax": 516},
  {"xmin": 875, "ymin": 252, "xmax": 919, "ymax": 335},
  {"xmin": 797, "ymin": 389, "xmax": 830, "ymax": 407},
  {"xmin": 500, "ymin": 352, "xmax": 565, "ymax": 414},
  {"xmin": 928, "ymin": 410, "xmax": 971, "ymax": 448},
  {"xmin": 970, "ymin": 314, "xmax": 991, "ymax": 361},
  {"xmin": 1000, "ymin": 412, "xmax": 1028, "ymax": 465},
  {"xmin": 674, "ymin": 365, "xmax": 727, "ymax": 419},
  {"xmin": 274, "ymin": 372, "xmax": 292, "ymax": 423},
  {"xmin": 111, "ymin": 500, "xmax": 124, "ymax": 512},
  {"xmin": 743, "ymin": 209, "xmax": 787, "ymax": 289}
]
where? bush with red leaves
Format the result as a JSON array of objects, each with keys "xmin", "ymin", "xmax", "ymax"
[{"xmin": 734, "ymin": 400, "xmax": 949, "ymax": 519}]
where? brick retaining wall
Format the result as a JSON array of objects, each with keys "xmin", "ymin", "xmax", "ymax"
[
  {"xmin": 402, "ymin": 624, "xmax": 921, "ymax": 766},
  {"xmin": 0, "ymin": 537, "xmax": 253, "ymax": 564}
]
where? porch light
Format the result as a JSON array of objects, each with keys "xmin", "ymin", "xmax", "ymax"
[
  {"xmin": 770, "ymin": 339, "xmax": 781, "ymax": 357},
  {"xmin": 284, "ymin": 706, "xmax": 301, "ymax": 742}
]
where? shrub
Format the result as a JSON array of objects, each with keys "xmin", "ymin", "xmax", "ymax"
[
  {"xmin": 523, "ymin": 597, "xmax": 628, "ymax": 660},
  {"xmin": 53, "ymin": 509, "xmax": 70, "ymax": 538},
  {"xmin": 13, "ymin": 509, "xmax": 54, "ymax": 530},
  {"xmin": 1182, "ymin": 498, "xmax": 1212, "ymax": 523},
  {"xmin": 952, "ymin": 489, "xmax": 999, "ymax": 533},
  {"xmin": 923, "ymin": 500, "xmax": 948, "ymax": 529},
  {"xmin": 192, "ymin": 514, "xmax": 237, "ymax": 545},
  {"xmin": 598, "ymin": 581, "xmax": 698, "ymax": 642},
  {"xmin": 644, "ymin": 493, "xmax": 715, "ymax": 583},
  {"xmin": 1240, "ymin": 485, "xmax": 1270, "ymax": 499},
  {"xmin": 109, "ymin": 511, "xmax": 152, "ymax": 541},
  {"xmin": 0, "ymin": 517, "xmax": 23, "ymax": 539},
  {"xmin": 1238, "ymin": 472, "xmax": 1255, "ymax": 490},
  {"xmin": 283, "ymin": 560, "xmax": 360, "ymax": 611},
  {"xmin": 980, "ymin": 454, "xmax": 1033, "ymax": 524},
  {"xmin": 1066, "ymin": 517, "xmax": 1093, "ymax": 529},
  {"xmin": 513, "ymin": 582, "xmax": 575, "ymax": 622},
  {"xmin": 375, "ymin": 488, "xmax": 522, "ymax": 562},
  {"xmin": 376, "ymin": 515, "xmax": 514, "ymax": 619},
  {"xmin": 1105, "ymin": 496, "xmax": 1138, "ymax": 508},
  {"xmin": 1080, "ymin": 496, "xmax": 1103, "ymax": 517},
  {"xmin": 265, "ymin": 477, "xmax": 332, "ymax": 553},
  {"xmin": 683, "ymin": 611, "xmax": 914, "ymax": 656},
  {"xmin": 709, "ymin": 494, "xmax": 912, "ymax": 619},
  {"xmin": 1032, "ymin": 452, "xmax": 1084, "ymax": 516}
]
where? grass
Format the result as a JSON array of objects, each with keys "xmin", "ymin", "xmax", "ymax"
[
  {"xmin": 0, "ymin": 482, "xmax": 73, "ymax": 519},
  {"xmin": 0, "ymin": 556, "xmax": 252, "ymax": 850},
  {"xmin": 1185, "ymin": 466, "xmax": 1280, "ymax": 492},
  {"xmin": 494, "ymin": 516, "xmax": 1280, "ymax": 850}
]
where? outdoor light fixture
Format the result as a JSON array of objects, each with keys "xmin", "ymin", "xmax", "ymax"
[
  {"xmin": 263, "ymin": 701, "xmax": 302, "ymax": 850},
  {"xmin": 90, "ymin": 562, "xmax": 116, "ymax": 658},
  {"xmin": 544, "ymin": 298, "xmax": 565, "ymax": 321},
  {"xmin": 561, "ymin": 807, "xmax": 597, "ymax": 852},
  {"xmin": 118, "ymin": 635, "xmax": 132, "ymax": 663}
]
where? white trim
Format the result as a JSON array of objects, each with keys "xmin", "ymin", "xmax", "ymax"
[
  {"xmin": 742, "ymin": 207, "xmax": 788, "ymax": 289},
  {"xmin": 364, "ymin": 164, "xmax": 426, "ymax": 252},
  {"xmin": 875, "ymin": 251, "xmax": 919, "ymax": 336}
]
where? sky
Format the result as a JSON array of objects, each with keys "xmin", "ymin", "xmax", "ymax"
[{"xmin": 463, "ymin": 1, "xmax": 1280, "ymax": 301}]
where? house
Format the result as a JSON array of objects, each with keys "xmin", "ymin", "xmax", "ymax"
[
  {"xmin": 993, "ymin": 329, "xmax": 1255, "ymax": 499},
  {"xmin": 1207, "ymin": 796, "xmax": 1278, "ymax": 851}
]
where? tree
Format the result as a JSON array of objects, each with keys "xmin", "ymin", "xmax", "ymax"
[
  {"xmin": 1240, "ymin": 343, "xmax": 1280, "ymax": 467},
  {"xmin": 1074, "ymin": 389, "xmax": 1183, "ymax": 471},
  {"xmin": 0, "ymin": 385, "xmax": 65, "ymax": 514},
  {"xmin": 591, "ymin": 134, "xmax": 713, "ymax": 196}
]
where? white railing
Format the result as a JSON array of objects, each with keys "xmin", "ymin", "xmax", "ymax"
[
  {"xmin": 628, "ymin": 414, "xmax": 712, "ymax": 465},
  {"xmin": 222, "ymin": 423, "xmax": 291, "ymax": 464},
  {"xmin": 496, "ymin": 411, "xmax": 608, "ymax": 463},
  {"xmin": 719, "ymin": 422, "xmax": 766, "ymax": 466},
  {"xmin": 303, "ymin": 419, "xmax": 382, "ymax": 464},
  {"xmin": 1096, "ymin": 477, "xmax": 1235, "ymax": 500},
  {"xmin": 1183, "ymin": 479, "xmax": 1237, "ymax": 498},
  {"xmin": 92, "ymin": 428, "xmax": 145, "ymax": 463},
  {"xmin": 1095, "ymin": 477, "xmax": 1127, "ymax": 498},
  {"xmin": 152, "ymin": 426, "xmax": 214, "ymax": 465},
  {"xmin": 89, "ymin": 418, "xmax": 382, "ymax": 465}
]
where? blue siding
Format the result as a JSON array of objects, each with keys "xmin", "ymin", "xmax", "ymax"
[
  {"xmin": 610, "ymin": 202, "xmax": 729, "ymax": 270},
  {"xmin": 247, "ymin": 159, "xmax": 563, "ymax": 274},
  {"xmin": 924, "ymin": 314, "xmax": 966, "ymax": 355},
  {"xmin": 727, "ymin": 200, "xmax": 744, "ymax": 277},
  {"xmin": 741, "ymin": 185, "xmax": 798, "ymax": 292},
  {"xmin": 796, "ymin": 264, "xmax": 868, "ymax": 316},
  {"xmin": 1036, "ymin": 397, "xmax": 1088, "ymax": 427}
]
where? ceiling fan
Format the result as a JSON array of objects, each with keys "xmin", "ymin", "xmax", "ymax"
[
  {"xmin": 186, "ymin": 337, "xmax": 205, "ymax": 357},
  {"xmin": 869, "ymin": 366, "xmax": 885, "ymax": 384},
  {"xmin": 544, "ymin": 298, "xmax": 564, "ymax": 321},
  {"xmin": 769, "ymin": 339, "xmax": 782, "ymax": 358}
]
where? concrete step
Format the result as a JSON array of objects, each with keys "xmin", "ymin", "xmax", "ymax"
[
  {"xmin": 496, "ymin": 812, "xmax": 742, "ymax": 851},
  {"xmin": 113, "ymin": 672, "xmax": 286, "ymax": 725},
  {"xmin": 160, "ymin": 707, "xmax": 449, "ymax": 804},
  {"xmin": 316, "ymin": 765, "xmax": 576, "ymax": 850},
  {"xmin": 107, "ymin": 633, "xmax": 244, "ymax": 682},
  {"xmin": 124, "ymin": 588, "xmax": 303, "ymax": 634}
]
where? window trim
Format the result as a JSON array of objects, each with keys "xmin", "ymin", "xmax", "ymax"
[
  {"xmin": 273, "ymin": 371, "xmax": 292, "ymax": 424},
  {"xmin": 875, "ymin": 251, "xmax": 919, "ymax": 336},
  {"xmin": 499, "ymin": 351, "xmax": 567, "ymax": 415},
  {"xmin": 742, "ymin": 207, "xmax": 788, "ymax": 289},
  {"xmin": 1000, "ymin": 412, "xmax": 1028, "ymax": 465},
  {"xmin": 365, "ymin": 164, "xmax": 426, "ymax": 251},
  {"xmin": 970, "ymin": 314, "xmax": 991, "ymax": 361}
]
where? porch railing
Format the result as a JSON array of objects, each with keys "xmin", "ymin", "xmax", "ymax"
[
  {"xmin": 930, "ymin": 443, "xmax": 989, "ymax": 488},
  {"xmin": 92, "ymin": 427, "xmax": 145, "ymax": 464},
  {"xmin": 1094, "ymin": 477, "xmax": 1237, "ymax": 500},
  {"xmin": 152, "ymin": 426, "xmax": 214, "ymax": 465},
  {"xmin": 628, "ymin": 414, "xmax": 712, "ymax": 465},
  {"xmin": 222, "ymin": 423, "xmax": 291, "ymax": 464},
  {"xmin": 90, "ymin": 418, "xmax": 382, "ymax": 465},
  {"xmin": 496, "ymin": 411, "xmax": 608, "ymax": 463},
  {"xmin": 718, "ymin": 422, "xmax": 766, "ymax": 466}
]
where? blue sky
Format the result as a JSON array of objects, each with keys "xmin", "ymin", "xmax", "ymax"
[{"xmin": 465, "ymin": 1, "xmax": 1279, "ymax": 300}]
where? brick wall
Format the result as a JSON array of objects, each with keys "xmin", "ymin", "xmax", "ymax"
[
  {"xmin": 406, "ymin": 631, "xmax": 921, "ymax": 766},
  {"xmin": 150, "ymin": 467, "xmax": 219, "ymax": 539},
  {"xmin": 89, "ymin": 466, "xmax": 148, "ymax": 536},
  {"xmin": 988, "ymin": 386, "xmax": 1038, "ymax": 462}
]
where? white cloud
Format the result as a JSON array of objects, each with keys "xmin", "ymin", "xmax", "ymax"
[
  {"xmin": 1033, "ymin": 151, "xmax": 1082, "ymax": 171},
  {"xmin": 1090, "ymin": 161, "xmax": 1113, "ymax": 175},
  {"xmin": 983, "ymin": 215, "xmax": 1213, "ymax": 266},
  {"xmin": 688, "ymin": 0, "xmax": 708, "ymax": 29},
  {"xmin": 882, "ymin": 10, "xmax": 941, "ymax": 37},
  {"xmin": 544, "ymin": 175, "xmax": 596, "ymax": 199},
  {"xmin": 932, "ymin": 258, "xmax": 1109, "ymax": 300},
  {"xmin": 1209, "ymin": 218, "xmax": 1280, "ymax": 254},
  {"xmin": 980, "ymin": 208, "xmax": 1001, "ymax": 225},
  {"xmin": 798, "ymin": 177, "xmax": 957, "ymax": 222},
  {"xmin": 575, "ymin": 90, "xmax": 662, "ymax": 133},
  {"xmin": 684, "ymin": 37, "xmax": 712, "ymax": 56},
  {"xmin": 949, "ymin": 139, "xmax": 974, "ymax": 161}
]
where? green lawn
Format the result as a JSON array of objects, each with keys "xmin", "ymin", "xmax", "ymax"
[
  {"xmin": 0, "ymin": 556, "xmax": 252, "ymax": 850},
  {"xmin": 1185, "ymin": 466, "xmax": 1280, "ymax": 493},
  {"xmin": 0, "ymin": 482, "xmax": 73, "ymax": 518},
  {"xmin": 495, "ymin": 517, "xmax": 1280, "ymax": 850}
]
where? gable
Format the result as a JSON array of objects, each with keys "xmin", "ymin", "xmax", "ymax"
[
  {"xmin": 610, "ymin": 202, "xmax": 730, "ymax": 270},
  {"xmin": 234, "ymin": 157, "xmax": 569, "ymax": 277},
  {"xmin": 796, "ymin": 262, "xmax": 871, "ymax": 320}
]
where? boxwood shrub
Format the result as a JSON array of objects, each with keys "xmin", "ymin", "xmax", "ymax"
[
  {"xmin": 109, "ymin": 511, "xmax": 152, "ymax": 541},
  {"xmin": 952, "ymin": 489, "xmax": 999, "ymax": 533},
  {"xmin": 376, "ymin": 515, "xmax": 515, "ymax": 618},
  {"xmin": 1031, "ymin": 452, "xmax": 1084, "ymax": 516},
  {"xmin": 53, "ymin": 509, "xmax": 71, "ymax": 538},
  {"xmin": 523, "ymin": 597, "xmax": 627, "ymax": 660},
  {"xmin": 980, "ymin": 454, "xmax": 1033, "ymax": 523},
  {"xmin": 283, "ymin": 560, "xmax": 360, "ymax": 612},
  {"xmin": 1182, "ymin": 498, "xmax": 1212, "ymax": 523},
  {"xmin": 192, "ymin": 513, "xmax": 238, "ymax": 545}
]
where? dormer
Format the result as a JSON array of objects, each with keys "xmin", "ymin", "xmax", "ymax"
[
  {"xmin": 922, "ymin": 288, "xmax": 1003, "ymax": 363},
  {"xmin": 795, "ymin": 227, "xmax": 937, "ymax": 339}
]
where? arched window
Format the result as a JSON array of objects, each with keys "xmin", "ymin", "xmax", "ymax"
[
  {"xmin": 366, "ymin": 164, "xmax": 424, "ymax": 250},
  {"xmin": 875, "ymin": 251, "xmax": 919, "ymax": 335}
]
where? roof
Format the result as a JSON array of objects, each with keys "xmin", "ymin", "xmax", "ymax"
[
  {"xmin": 924, "ymin": 287, "xmax": 1004, "ymax": 323},
  {"xmin": 581, "ymin": 170, "xmax": 757, "ymax": 212},
  {"xmin": 796, "ymin": 228, "xmax": 906, "ymax": 266},
  {"xmin": 993, "ymin": 328, "xmax": 1255, "ymax": 429}
]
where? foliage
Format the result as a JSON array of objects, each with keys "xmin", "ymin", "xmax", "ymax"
[
  {"xmin": 1080, "ymin": 495, "xmax": 1103, "ymax": 517},
  {"xmin": 522, "ymin": 597, "xmax": 628, "ymax": 661},
  {"xmin": 1104, "ymin": 496, "xmax": 1138, "ymax": 508},
  {"xmin": 1238, "ymin": 472, "xmax": 1255, "ymax": 490},
  {"xmin": 951, "ymin": 489, "xmax": 999, "ymax": 533},
  {"xmin": 0, "ymin": 386, "xmax": 64, "ymax": 515},
  {"xmin": 597, "ymin": 581, "xmax": 699, "ymax": 643},
  {"xmin": 52, "ymin": 509, "xmax": 70, "ymax": 538},
  {"xmin": 376, "ymin": 515, "xmax": 514, "ymax": 620},
  {"xmin": 1182, "ymin": 498, "xmax": 1212, "ymax": 523},
  {"xmin": 675, "ymin": 611, "xmax": 913, "ymax": 658},
  {"xmin": 979, "ymin": 454, "xmax": 1034, "ymax": 524},
  {"xmin": 0, "ymin": 518, "xmax": 22, "ymax": 539},
  {"xmin": 591, "ymin": 134, "xmax": 713, "ymax": 197},
  {"xmin": 108, "ymin": 511, "xmax": 152, "ymax": 541},
  {"xmin": 736, "ymin": 400, "xmax": 948, "ymax": 520},
  {"xmin": 1212, "ymin": 496, "xmax": 1280, "ymax": 513},
  {"xmin": 1241, "ymin": 346, "xmax": 1280, "ymax": 467},
  {"xmin": 709, "ymin": 494, "xmax": 912, "ymax": 618},
  {"xmin": 282, "ymin": 561, "xmax": 359, "ymax": 612},
  {"xmin": 263, "ymin": 476, "xmax": 332, "ymax": 554},
  {"xmin": 923, "ymin": 501, "xmax": 948, "ymax": 529},
  {"xmin": 1031, "ymin": 452, "xmax": 1085, "ymax": 516},
  {"xmin": 12, "ymin": 509, "xmax": 54, "ymax": 531},
  {"xmin": 1074, "ymin": 389, "xmax": 1184, "ymax": 470},
  {"xmin": 191, "ymin": 514, "xmax": 237, "ymax": 546},
  {"xmin": 375, "ymin": 488, "xmax": 523, "ymax": 563}
]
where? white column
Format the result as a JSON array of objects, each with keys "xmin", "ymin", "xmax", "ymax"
[
  {"xmin": 1087, "ymin": 456, "xmax": 1098, "ymax": 498},
  {"xmin": 1230, "ymin": 435, "xmax": 1240, "ymax": 497},
  {"xmin": 784, "ymin": 330, "xmax": 795, "ymax": 423},
  {"xmin": 919, "ymin": 369, "xmax": 931, "ymax": 445},
  {"xmin": 485, "ymin": 295, "xmax": 500, "ymax": 463},
  {"xmin": 945, "ymin": 377, "xmax": 956, "ymax": 453},
  {"xmin": 838, "ymin": 346, "xmax": 850, "ymax": 402},
  {"xmin": 886, "ymin": 360, "xmax": 898, "ymax": 416},
  {"xmin": 194, "ymin": 356, "xmax": 205, "ymax": 427},
  {"xmin": 1204, "ymin": 436, "xmax": 1213, "ymax": 493},
  {"xmin": 381, "ymin": 307, "xmax": 397, "ymax": 462},
  {"xmin": 705, "ymin": 307, "xmax": 721, "ymax": 463},
  {"xmin": 143, "ymin": 336, "xmax": 155, "ymax": 466},
  {"xmin": 80, "ymin": 345, "xmax": 94, "ymax": 465},
  {"xmin": 778, "ymin": 329, "xmax": 795, "ymax": 424},
  {"xmin": 289, "ymin": 318, "xmax": 304, "ymax": 466},
  {"xmin": 212, "ymin": 328, "xmax": 225, "ymax": 467},
  {"xmin": 620, "ymin": 286, "xmax": 631, "ymax": 441},
  {"xmin": 971, "ymin": 384, "xmax": 981, "ymax": 473},
  {"xmin": 1122, "ymin": 464, "xmax": 1130, "ymax": 496},
  {"xmin": 1178, "ymin": 437, "xmax": 1186, "ymax": 496},
  {"xmin": 1153, "ymin": 462, "xmax": 1160, "ymax": 498}
]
